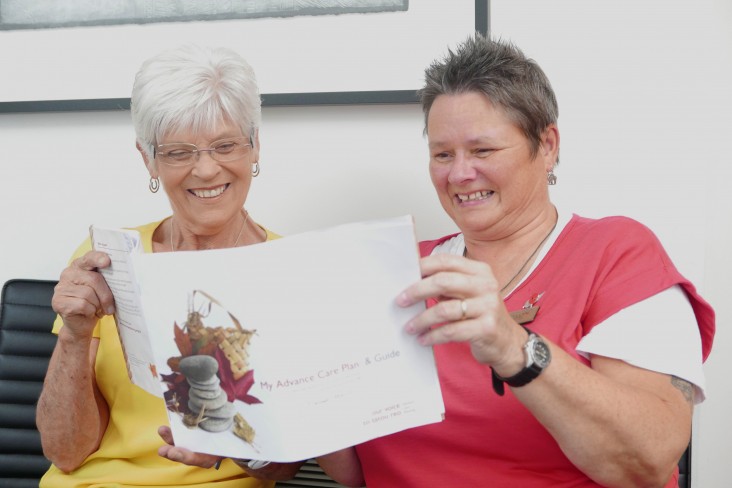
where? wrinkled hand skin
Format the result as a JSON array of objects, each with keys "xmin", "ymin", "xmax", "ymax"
[
  {"xmin": 52, "ymin": 250, "xmax": 116, "ymax": 340},
  {"xmin": 398, "ymin": 253, "xmax": 528, "ymax": 375}
]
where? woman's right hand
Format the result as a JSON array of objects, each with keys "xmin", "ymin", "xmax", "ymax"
[{"xmin": 52, "ymin": 250, "xmax": 115, "ymax": 339}]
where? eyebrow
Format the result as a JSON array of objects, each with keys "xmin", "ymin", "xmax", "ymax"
[
  {"xmin": 159, "ymin": 134, "xmax": 245, "ymax": 146},
  {"xmin": 429, "ymin": 135, "xmax": 497, "ymax": 149}
]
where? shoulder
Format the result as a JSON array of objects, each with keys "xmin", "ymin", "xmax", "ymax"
[
  {"xmin": 571, "ymin": 214, "xmax": 658, "ymax": 239},
  {"xmin": 68, "ymin": 220, "xmax": 164, "ymax": 261},
  {"xmin": 564, "ymin": 214, "xmax": 668, "ymax": 263},
  {"xmin": 262, "ymin": 226, "xmax": 282, "ymax": 241},
  {"xmin": 128, "ymin": 219, "xmax": 164, "ymax": 238},
  {"xmin": 418, "ymin": 233, "xmax": 461, "ymax": 257},
  {"xmin": 566, "ymin": 214, "xmax": 715, "ymax": 360}
]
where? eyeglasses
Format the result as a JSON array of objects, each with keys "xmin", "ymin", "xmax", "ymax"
[{"xmin": 155, "ymin": 137, "xmax": 252, "ymax": 166}]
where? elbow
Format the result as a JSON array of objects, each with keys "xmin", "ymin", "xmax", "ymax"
[
  {"xmin": 38, "ymin": 421, "xmax": 96, "ymax": 474},
  {"xmin": 51, "ymin": 461, "xmax": 81, "ymax": 475},
  {"xmin": 592, "ymin": 455, "xmax": 681, "ymax": 488},
  {"xmin": 43, "ymin": 449, "xmax": 86, "ymax": 474},
  {"xmin": 623, "ymin": 470, "xmax": 677, "ymax": 488},
  {"xmin": 632, "ymin": 459, "xmax": 682, "ymax": 488},
  {"xmin": 40, "ymin": 432, "xmax": 92, "ymax": 473},
  {"xmin": 626, "ymin": 444, "xmax": 688, "ymax": 488}
]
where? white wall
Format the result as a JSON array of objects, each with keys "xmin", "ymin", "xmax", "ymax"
[
  {"xmin": 1, "ymin": 1, "xmax": 730, "ymax": 486},
  {"xmin": 489, "ymin": 3, "xmax": 732, "ymax": 487}
]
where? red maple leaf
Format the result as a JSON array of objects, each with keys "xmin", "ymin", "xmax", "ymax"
[{"xmin": 215, "ymin": 348, "xmax": 262, "ymax": 404}]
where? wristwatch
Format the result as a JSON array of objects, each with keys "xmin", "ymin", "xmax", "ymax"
[{"xmin": 491, "ymin": 326, "xmax": 551, "ymax": 396}]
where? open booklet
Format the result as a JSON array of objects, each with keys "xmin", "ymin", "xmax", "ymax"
[{"xmin": 90, "ymin": 215, "xmax": 444, "ymax": 462}]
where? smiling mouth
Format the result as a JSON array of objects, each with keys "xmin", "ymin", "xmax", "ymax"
[
  {"xmin": 457, "ymin": 190, "xmax": 492, "ymax": 203},
  {"xmin": 190, "ymin": 184, "xmax": 229, "ymax": 198}
]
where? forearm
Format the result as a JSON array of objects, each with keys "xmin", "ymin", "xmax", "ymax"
[
  {"xmin": 36, "ymin": 332, "xmax": 108, "ymax": 472},
  {"xmin": 513, "ymin": 346, "xmax": 692, "ymax": 487}
]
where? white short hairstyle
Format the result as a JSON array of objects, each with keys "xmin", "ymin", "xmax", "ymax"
[{"xmin": 131, "ymin": 45, "xmax": 262, "ymax": 168}]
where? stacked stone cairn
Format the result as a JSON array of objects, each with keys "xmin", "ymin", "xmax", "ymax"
[{"xmin": 179, "ymin": 355, "xmax": 235, "ymax": 432}]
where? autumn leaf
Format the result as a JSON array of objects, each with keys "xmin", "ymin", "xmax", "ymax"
[
  {"xmin": 215, "ymin": 348, "xmax": 262, "ymax": 404},
  {"xmin": 197, "ymin": 340, "xmax": 218, "ymax": 357},
  {"xmin": 162, "ymin": 371, "xmax": 192, "ymax": 415},
  {"xmin": 173, "ymin": 322, "xmax": 193, "ymax": 357}
]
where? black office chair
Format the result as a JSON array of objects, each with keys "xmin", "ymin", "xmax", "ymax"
[
  {"xmin": 678, "ymin": 442, "xmax": 691, "ymax": 488},
  {"xmin": 0, "ymin": 279, "xmax": 58, "ymax": 488}
]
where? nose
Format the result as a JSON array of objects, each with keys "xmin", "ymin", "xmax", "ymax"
[
  {"xmin": 447, "ymin": 152, "xmax": 477, "ymax": 184},
  {"xmin": 190, "ymin": 149, "xmax": 221, "ymax": 178}
]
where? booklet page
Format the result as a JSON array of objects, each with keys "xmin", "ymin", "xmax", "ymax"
[
  {"xmin": 132, "ymin": 215, "xmax": 444, "ymax": 461},
  {"xmin": 89, "ymin": 225, "xmax": 162, "ymax": 397}
]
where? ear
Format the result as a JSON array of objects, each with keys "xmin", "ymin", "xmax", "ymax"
[
  {"xmin": 251, "ymin": 129, "xmax": 261, "ymax": 161},
  {"xmin": 539, "ymin": 124, "xmax": 560, "ymax": 172},
  {"xmin": 137, "ymin": 141, "xmax": 157, "ymax": 178}
]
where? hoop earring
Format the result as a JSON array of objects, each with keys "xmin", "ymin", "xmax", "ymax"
[
  {"xmin": 547, "ymin": 169, "xmax": 557, "ymax": 186},
  {"xmin": 252, "ymin": 161, "xmax": 260, "ymax": 177},
  {"xmin": 149, "ymin": 177, "xmax": 160, "ymax": 193}
]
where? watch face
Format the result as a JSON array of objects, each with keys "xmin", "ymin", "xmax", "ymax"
[{"xmin": 531, "ymin": 339, "xmax": 552, "ymax": 368}]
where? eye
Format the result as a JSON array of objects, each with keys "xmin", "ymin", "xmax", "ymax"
[
  {"xmin": 475, "ymin": 148, "xmax": 494, "ymax": 157},
  {"xmin": 432, "ymin": 151, "xmax": 453, "ymax": 163},
  {"xmin": 166, "ymin": 148, "xmax": 195, "ymax": 161},
  {"xmin": 213, "ymin": 141, "xmax": 238, "ymax": 154}
]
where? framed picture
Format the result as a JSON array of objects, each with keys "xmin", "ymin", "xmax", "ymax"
[{"xmin": 0, "ymin": 0, "xmax": 489, "ymax": 112}]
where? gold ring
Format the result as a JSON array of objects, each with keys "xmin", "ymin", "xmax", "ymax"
[{"xmin": 460, "ymin": 299, "xmax": 468, "ymax": 320}]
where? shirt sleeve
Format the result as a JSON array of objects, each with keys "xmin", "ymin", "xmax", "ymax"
[{"xmin": 576, "ymin": 285, "xmax": 706, "ymax": 403}]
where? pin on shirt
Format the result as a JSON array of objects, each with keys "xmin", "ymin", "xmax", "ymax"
[{"xmin": 509, "ymin": 292, "xmax": 544, "ymax": 325}]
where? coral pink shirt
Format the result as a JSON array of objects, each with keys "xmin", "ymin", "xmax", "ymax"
[{"xmin": 356, "ymin": 214, "xmax": 714, "ymax": 488}]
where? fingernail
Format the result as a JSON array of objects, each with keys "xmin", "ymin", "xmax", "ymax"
[
  {"xmin": 405, "ymin": 321, "xmax": 416, "ymax": 334},
  {"xmin": 105, "ymin": 306, "xmax": 115, "ymax": 315},
  {"xmin": 396, "ymin": 292, "xmax": 410, "ymax": 306}
]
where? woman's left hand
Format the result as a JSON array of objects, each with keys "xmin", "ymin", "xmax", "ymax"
[
  {"xmin": 397, "ymin": 253, "xmax": 527, "ymax": 373},
  {"xmin": 157, "ymin": 426, "xmax": 305, "ymax": 480},
  {"xmin": 157, "ymin": 426, "xmax": 221, "ymax": 468}
]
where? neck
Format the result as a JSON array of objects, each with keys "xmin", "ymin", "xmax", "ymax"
[
  {"xmin": 464, "ymin": 205, "xmax": 558, "ymax": 294},
  {"xmin": 170, "ymin": 210, "xmax": 249, "ymax": 252}
]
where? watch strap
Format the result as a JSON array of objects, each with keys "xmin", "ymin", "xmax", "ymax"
[{"xmin": 491, "ymin": 326, "xmax": 545, "ymax": 396}]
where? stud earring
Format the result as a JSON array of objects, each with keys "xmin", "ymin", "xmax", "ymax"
[
  {"xmin": 547, "ymin": 169, "xmax": 557, "ymax": 186},
  {"xmin": 252, "ymin": 161, "xmax": 260, "ymax": 177},
  {"xmin": 149, "ymin": 177, "xmax": 160, "ymax": 193}
]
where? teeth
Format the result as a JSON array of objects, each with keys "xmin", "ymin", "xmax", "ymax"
[
  {"xmin": 192, "ymin": 185, "xmax": 226, "ymax": 198},
  {"xmin": 457, "ymin": 191, "xmax": 491, "ymax": 202}
]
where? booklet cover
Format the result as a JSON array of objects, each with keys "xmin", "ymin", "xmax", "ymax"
[{"xmin": 92, "ymin": 216, "xmax": 444, "ymax": 462}]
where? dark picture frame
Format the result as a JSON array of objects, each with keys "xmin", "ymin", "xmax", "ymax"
[{"xmin": 0, "ymin": 0, "xmax": 489, "ymax": 113}]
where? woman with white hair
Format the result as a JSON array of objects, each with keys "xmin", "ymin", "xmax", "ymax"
[{"xmin": 36, "ymin": 45, "xmax": 296, "ymax": 487}]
